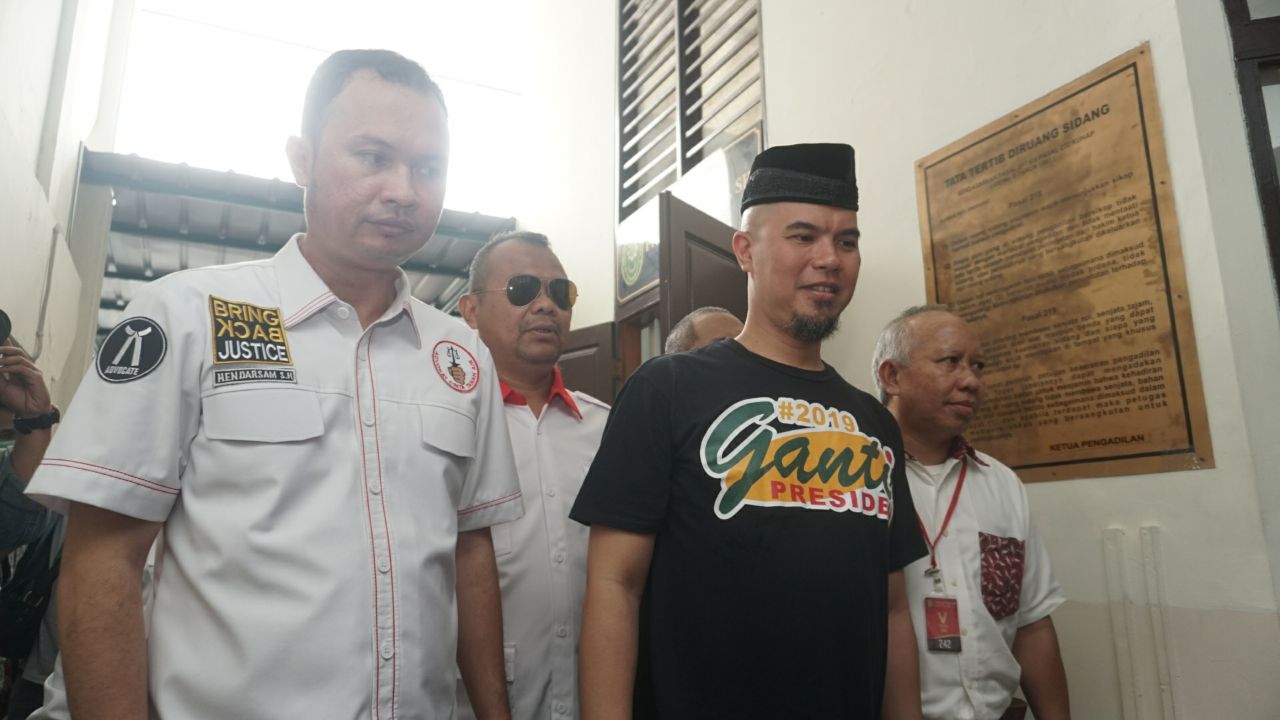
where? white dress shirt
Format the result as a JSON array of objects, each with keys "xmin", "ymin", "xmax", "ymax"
[
  {"xmin": 28, "ymin": 236, "xmax": 523, "ymax": 719},
  {"xmin": 905, "ymin": 443, "xmax": 1064, "ymax": 720},
  {"xmin": 458, "ymin": 371, "xmax": 608, "ymax": 720}
]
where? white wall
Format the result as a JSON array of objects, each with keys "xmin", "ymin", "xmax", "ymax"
[
  {"xmin": 510, "ymin": 0, "xmax": 618, "ymax": 330},
  {"xmin": 759, "ymin": 0, "xmax": 1280, "ymax": 717},
  {"xmin": 11, "ymin": 3, "xmax": 1278, "ymax": 712},
  {"xmin": 0, "ymin": 0, "xmax": 132, "ymax": 409},
  {"xmin": 0, "ymin": 0, "xmax": 67, "ymax": 378},
  {"xmin": 0, "ymin": 1, "xmax": 63, "ymax": 167}
]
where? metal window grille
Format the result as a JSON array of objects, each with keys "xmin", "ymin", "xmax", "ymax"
[
  {"xmin": 618, "ymin": 0, "xmax": 762, "ymax": 220},
  {"xmin": 1221, "ymin": 0, "xmax": 1280, "ymax": 293}
]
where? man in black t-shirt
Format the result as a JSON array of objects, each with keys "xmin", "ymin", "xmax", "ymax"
[{"xmin": 571, "ymin": 143, "xmax": 928, "ymax": 719}]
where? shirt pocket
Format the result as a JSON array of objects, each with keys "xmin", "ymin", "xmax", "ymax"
[
  {"xmin": 417, "ymin": 404, "xmax": 477, "ymax": 507},
  {"xmin": 419, "ymin": 404, "xmax": 476, "ymax": 459},
  {"xmin": 203, "ymin": 388, "xmax": 324, "ymax": 442},
  {"xmin": 979, "ymin": 531, "xmax": 1026, "ymax": 621}
]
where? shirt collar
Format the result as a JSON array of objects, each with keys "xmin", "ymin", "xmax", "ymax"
[
  {"xmin": 499, "ymin": 367, "xmax": 582, "ymax": 420},
  {"xmin": 906, "ymin": 436, "xmax": 989, "ymax": 467},
  {"xmin": 274, "ymin": 234, "xmax": 421, "ymax": 347},
  {"xmin": 388, "ymin": 278, "xmax": 422, "ymax": 348},
  {"xmin": 949, "ymin": 436, "xmax": 989, "ymax": 466}
]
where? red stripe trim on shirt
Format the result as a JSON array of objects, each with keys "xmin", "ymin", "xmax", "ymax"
[
  {"xmin": 283, "ymin": 292, "xmax": 335, "ymax": 327},
  {"xmin": 352, "ymin": 344, "xmax": 384, "ymax": 720},
  {"xmin": 458, "ymin": 491, "xmax": 522, "ymax": 517},
  {"xmin": 40, "ymin": 458, "xmax": 179, "ymax": 495},
  {"xmin": 366, "ymin": 336, "xmax": 400, "ymax": 719}
]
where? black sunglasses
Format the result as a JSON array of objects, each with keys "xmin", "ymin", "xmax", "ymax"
[{"xmin": 474, "ymin": 274, "xmax": 578, "ymax": 311}]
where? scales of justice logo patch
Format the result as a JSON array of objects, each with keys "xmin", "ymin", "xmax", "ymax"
[{"xmin": 432, "ymin": 340, "xmax": 479, "ymax": 393}]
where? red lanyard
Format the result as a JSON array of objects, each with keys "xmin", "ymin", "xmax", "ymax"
[{"xmin": 915, "ymin": 458, "xmax": 968, "ymax": 571}]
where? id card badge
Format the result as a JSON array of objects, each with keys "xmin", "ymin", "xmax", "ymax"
[{"xmin": 924, "ymin": 596, "xmax": 962, "ymax": 653}]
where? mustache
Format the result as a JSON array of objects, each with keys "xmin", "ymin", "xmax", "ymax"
[
  {"xmin": 520, "ymin": 321, "xmax": 561, "ymax": 335},
  {"xmin": 367, "ymin": 216, "xmax": 416, "ymax": 231}
]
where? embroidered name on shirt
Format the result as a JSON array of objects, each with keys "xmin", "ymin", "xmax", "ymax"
[
  {"xmin": 213, "ymin": 367, "xmax": 298, "ymax": 387},
  {"xmin": 700, "ymin": 397, "xmax": 895, "ymax": 520},
  {"xmin": 209, "ymin": 296, "xmax": 293, "ymax": 366}
]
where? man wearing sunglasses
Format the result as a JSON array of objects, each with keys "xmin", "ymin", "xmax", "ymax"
[
  {"xmin": 26, "ymin": 50, "xmax": 520, "ymax": 719},
  {"xmin": 458, "ymin": 231, "xmax": 609, "ymax": 720},
  {"xmin": 572, "ymin": 143, "xmax": 928, "ymax": 719}
]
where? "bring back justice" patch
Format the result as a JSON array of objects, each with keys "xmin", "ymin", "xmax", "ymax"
[{"xmin": 209, "ymin": 296, "xmax": 293, "ymax": 366}]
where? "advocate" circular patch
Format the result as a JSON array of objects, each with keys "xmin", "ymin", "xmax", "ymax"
[{"xmin": 97, "ymin": 317, "xmax": 167, "ymax": 383}]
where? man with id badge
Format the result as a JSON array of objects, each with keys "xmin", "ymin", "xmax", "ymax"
[{"xmin": 874, "ymin": 306, "xmax": 1070, "ymax": 720}]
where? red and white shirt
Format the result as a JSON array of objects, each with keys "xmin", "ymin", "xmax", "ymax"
[
  {"xmin": 905, "ymin": 441, "xmax": 1064, "ymax": 720},
  {"xmin": 28, "ymin": 236, "xmax": 523, "ymax": 719},
  {"xmin": 459, "ymin": 369, "xmax": 608, "ymax": 720}
]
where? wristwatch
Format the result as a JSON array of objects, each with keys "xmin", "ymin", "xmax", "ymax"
[{"xmin": 14, "ymin": 406, "xmax": 59, "ymax": 434}]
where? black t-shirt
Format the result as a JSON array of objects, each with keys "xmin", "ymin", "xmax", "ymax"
[{"xmin": 571, "ymin": 340, "xmax": 928, "ymax": 719}]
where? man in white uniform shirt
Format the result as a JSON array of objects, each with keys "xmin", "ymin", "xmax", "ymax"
[
  {"xmin": 459, "ymin": 232, "xmax": 609, "ymax": 719},
  {"xmin": 873, "ymin": 305, "xmax": 1070, "ymax": 720},
  {"xmin": 27, "ymin": 50, "xmax": 520, "ymax": 719}
]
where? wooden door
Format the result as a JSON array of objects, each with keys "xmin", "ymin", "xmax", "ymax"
[
  {"xmin": 659, "ymin": 192, "xmax": 747, "ymax": 338},
  {"xmin": 559, "ymin": 321, "xmax": 617, "ymax": 402},
  {"xmin": 609, "ymin": 192, "xmax": 748, "ymax": 385}
]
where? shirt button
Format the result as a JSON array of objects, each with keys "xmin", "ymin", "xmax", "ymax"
[
  {"xmin": 556, "ymin": 702, "xmax": 568, "ymax": 714},
  {"xmin": 950, "ymin": 579, "xmax": 958, "ymax": 587},
  {"xmin": 380, "ymin": 643, "xmax": 394, "ymax": 660},
  {"xmin": 363, "ymin": 413, "xmax": 375, "ymax": 427},
  {"xmin": 546, "ymin": 488, "xmax": 557, "ymax": 497},
  {"xmin": 336, "ymin": 306, "xmax": 351, "ymax": 320},
  {"xmin": 378, "ymin": 558, "xmax": 390, "ymax": 573},
  {"xmin": 961, "ymin": 628, "xmax": 968, "ymax": 637},
  {"xmin": 553, "ymin": 552, "xmax": 565, "ymax": 564},
  {"xmin": 369, "ymin": 481, "xmax": 382, "ymax": 495},
  {"xmin": 556, "ymin": 626, "xmax": 568, "ymax": 638}
]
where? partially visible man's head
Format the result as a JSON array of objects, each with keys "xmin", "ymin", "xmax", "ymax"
[
  {"xmin": 300, "ymin": 49, "xmax": 447, "ymax": 143},
  {"xmin": 461, "ymin": 231, "xmax": 574, "ymax": 373},
  {"xmin": 287, "ymin": 50, "xmax": 449, "ymax": 273},
  {"xmin": 732, "ymin": 143, "xmax": 860, "ymax": 344},
  {"xmin": 873, "ymin": 306, "xmax": 987, "ymax": 443},
  {"xmin": 664, "ymin": 307, "xmax": 743, "ymax": 353}
]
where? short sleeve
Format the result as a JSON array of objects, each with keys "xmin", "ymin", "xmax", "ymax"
[
  {"xmin": 456, "ymin": 342, "xmax": 523, "ymax": 531},
  {"xmin": 26, "ymin": 280, "xmax": 202, "ymax": 522},
  {"xmin": 570, "ymin": 369, "xmax": 673, "ymax": 533},
  {"xmin": 1017, "ymin": 513, "xmax": 1065, "ymax": 626},
  {"xmin": 885, "ymin": 423, "xmax": 929, "ymax": 572}
]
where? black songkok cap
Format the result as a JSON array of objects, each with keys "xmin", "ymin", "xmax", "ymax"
[{"xmin": 739, "ymin": 143, "xmax": 858, "ymax": 213}]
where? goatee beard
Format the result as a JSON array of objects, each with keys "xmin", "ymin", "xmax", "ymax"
[{"xmin": 785, "ymin": 313, "xmax": 839, "ymax": 342}]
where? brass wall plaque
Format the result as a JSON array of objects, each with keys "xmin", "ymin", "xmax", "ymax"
[{"xmin": 914, "ymin": 44, "xmax": 1213, "ymax": 481}]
